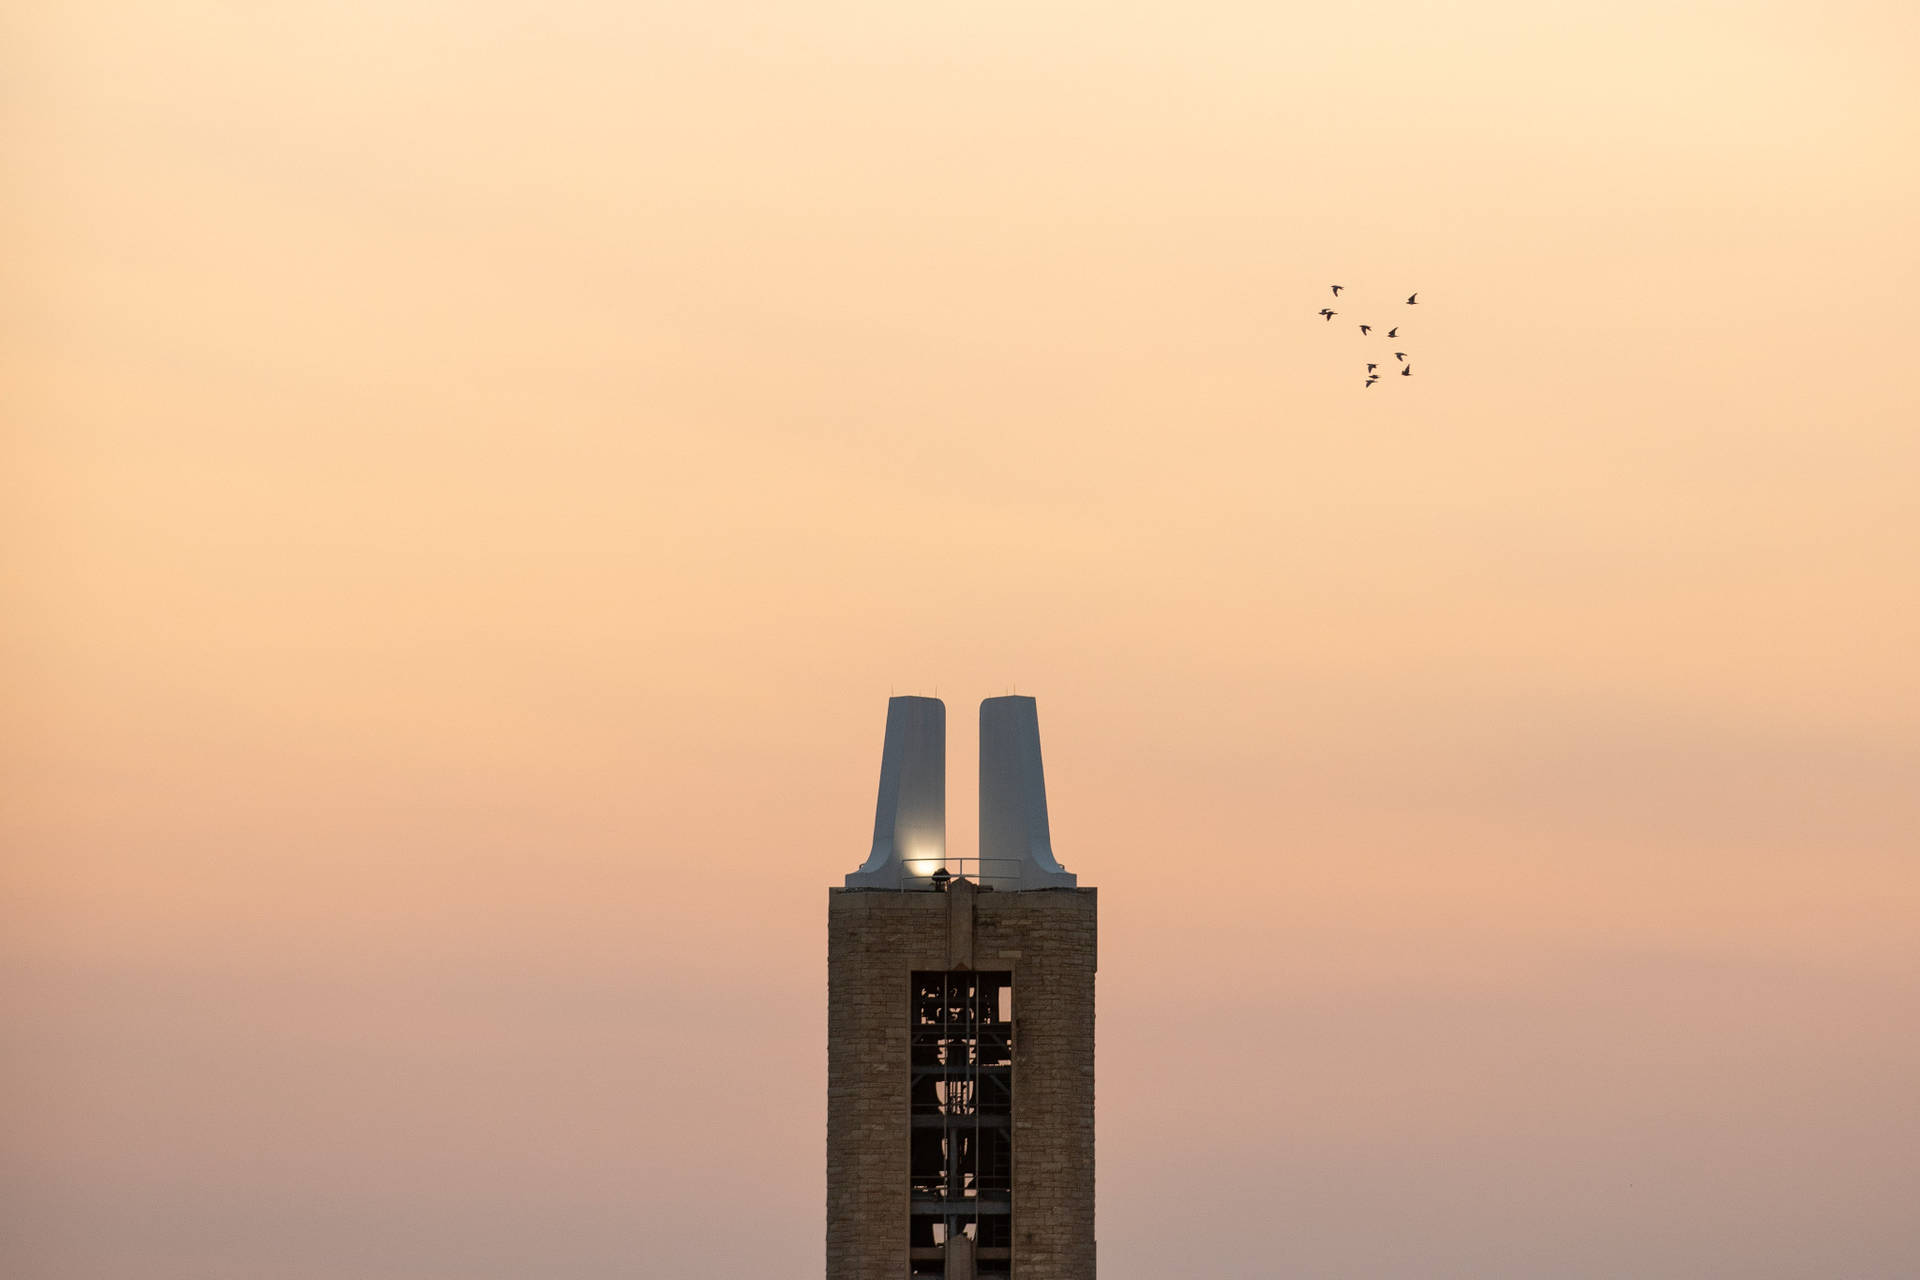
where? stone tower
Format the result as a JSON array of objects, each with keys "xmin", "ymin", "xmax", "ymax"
[{"xmin": 827, "ymin": 696, "xmax": 1096, "ymax": 1280}]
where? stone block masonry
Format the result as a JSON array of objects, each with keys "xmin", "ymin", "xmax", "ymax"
[{"xmin": 826, "ymin": 885, "xmax": 1097, "ymax": 1280}]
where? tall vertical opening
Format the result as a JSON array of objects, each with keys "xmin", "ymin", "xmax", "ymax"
[{"xmin": 909, "ymin": 971, "xmax": 1014, "ymax": 1278}]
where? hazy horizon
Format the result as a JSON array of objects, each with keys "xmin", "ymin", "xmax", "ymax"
[{"xmin": 8, "ymin": 1, "xmax": 1918, "ymax": 1276}]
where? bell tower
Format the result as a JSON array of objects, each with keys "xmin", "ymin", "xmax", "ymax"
[{"xmin": 826, "ymin": 696, "xmax": 1097, "ymax": 1279}]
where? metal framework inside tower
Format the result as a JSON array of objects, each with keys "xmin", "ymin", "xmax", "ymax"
[{"xmin": 909, "ymin": 970, "xmax": 1014, "ymax": 1277}]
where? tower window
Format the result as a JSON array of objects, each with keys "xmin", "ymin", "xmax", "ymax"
[{"xmin": 909, "ymin": 971, "xmax": 1013, "ymax": 1278}]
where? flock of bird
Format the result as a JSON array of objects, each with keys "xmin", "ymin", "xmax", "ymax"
[{"xmin": 1318, "ymin": 285, "xmax": 1420, "ymax": 388}]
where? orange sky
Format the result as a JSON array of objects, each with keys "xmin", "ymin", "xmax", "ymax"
[{"xmin": 7, "ymin": 2, "xmax": 1918, "ymax": 1276}]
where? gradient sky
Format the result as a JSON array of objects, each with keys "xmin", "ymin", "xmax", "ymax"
[{"xmin": 7, "ymin": 2, "xmax": 1919, "ymax": 1277}]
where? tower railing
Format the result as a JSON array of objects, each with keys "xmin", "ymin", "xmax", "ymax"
[{"xmin": 905, "ymin": 856, "xmax": 1024, "ymax": 885}]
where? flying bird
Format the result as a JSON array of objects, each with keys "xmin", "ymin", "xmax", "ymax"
[
  {"xmin": 1387, "ymin": 327, "xmax": 1398, "ymax": 338},
  {"xmin": 1406, "ymin": 293, "xmax": 1418, "ymax": 304},
  {"xmin": 1331, "ymin": 285, "xmax": 1344, "ymax": 296},
  {"xmin": 1319, "ymin": 308, "xmax": 1337, "ymax": 321},
  {"xmin": 1366, "ymin": 363, "xmax": 1378, "ymax": 372},
  {"xmin": 1364, "ymin": 376, "xmax": 1378, "ymax": 387},
  {"xmin": 1394, "ymin": 351, "xmax": 1406, "ymax": 361},
  {"xmin": 1359, "ymin": 324, "xmax": 1371, "ymax": 335},
  {"xmin": 1401, "ymin": 364, "xmax": 1411, "ymax": 376}
]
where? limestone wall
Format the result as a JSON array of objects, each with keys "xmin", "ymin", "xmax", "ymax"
[{"xmin": 826, "ymin": 886, "xmax": 1097, "ymax": 1279}]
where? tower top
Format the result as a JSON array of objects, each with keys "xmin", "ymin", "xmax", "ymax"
[
  {"xmin": 843, "ymin": 695, "xmax": 946, "ymax": 889},
  {"xmin": 977, "ymin": 695, "xmax": 1077, "ymax": 889},
  {"xmin": 843, "ymin": 695, "xmax": 1079, "ymax": 891}
]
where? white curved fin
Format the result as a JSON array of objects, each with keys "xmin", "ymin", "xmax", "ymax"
[
  {"xmin": 845, "ymin": 696, "xmax": 945, "ymax": 889},
  {"xmin": 978, "ymin": 696, "xmax": 1076, "ymax": 890}
]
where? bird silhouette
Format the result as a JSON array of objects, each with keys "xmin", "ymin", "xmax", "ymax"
[
  {"xmin": 1319, "ymin": 309, "xmax": 1337, "ymax": 321},
  {"xmin": 1401, "ymin": 364, "xmax": 1411, "ymax": 376},
  {"xmin": 1386, "ymin": 327, "xmax": 1398, "ymax": 338},
  {"xmin": 1366, "ymin": 363, "xmax": 1378, "ymax": 372},
  {"xmin": 1331, "ymin": 285, "xmax": 1344, "ymax": 296},
  {"xmin": 1406, "ymin": 293, "xmax": 1418, "ymax": 304},
  {"xmin": 1394, "ymin": 351, "xmax": 1406, "ymax": 361},
  {"xmin": 1364, "ymin": 376, "xmax": 1378, "ymax": 387},
  {"xmin": 1359, "ymin": 324, "xmax": 1371, "ymax": 335}
]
